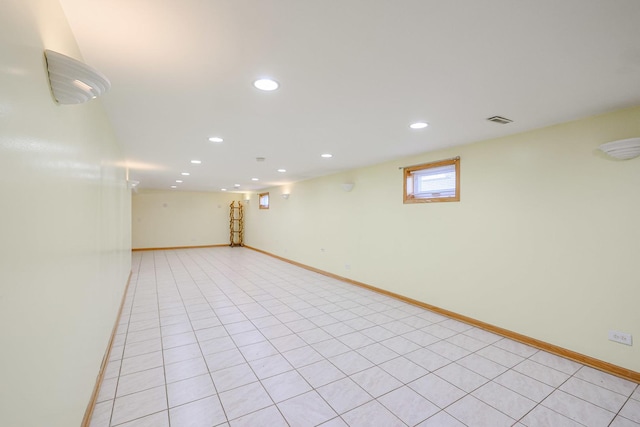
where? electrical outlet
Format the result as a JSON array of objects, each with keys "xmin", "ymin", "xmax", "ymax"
[{"xmin": 608, "ymin": 330, "xmax": 633, "ymax": 346}]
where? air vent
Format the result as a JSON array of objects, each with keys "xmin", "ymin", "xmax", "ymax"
[{"xmin": 487, "ymin": 116, "xmax": 513, "ymax": 124}]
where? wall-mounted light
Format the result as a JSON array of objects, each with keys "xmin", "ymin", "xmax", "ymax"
[
  {"xmin": 282, "ymin": 193, "xmax": 290, "ymax": 199},
  {"xmin": 342, "ymin": 183, "xmax": 355, "ymax": 192},
  {"xmin": 598, "ymin": 137, "xmax": 640, "ymax": 160},
  {"xmin": 44, "ymin": 50, "xmax": 110, "ymax": 104}
]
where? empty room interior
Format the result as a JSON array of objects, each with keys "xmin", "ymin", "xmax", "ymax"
[{"xmin": 2, "ymin": 1, "xmax": 640, "ymax": 426}]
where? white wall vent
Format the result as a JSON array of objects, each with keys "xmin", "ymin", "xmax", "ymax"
[{"xmin": 487, "ymin": 116, "xmax": 513, "ymax": 124}]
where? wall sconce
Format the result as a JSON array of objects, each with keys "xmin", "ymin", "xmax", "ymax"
[
  {"xmin": 282, "ymin": 193, "xmax": 290, "ymax": 199},
  {"xmin": 44, "ymin": 49, "xmax": 111, "ymax": 104},
  {"xmin": 598, "ymin": 137, "xmax": 640, "ymax": 160},
  {"xmin": 342, "ymin": 183, "xmax": 355, "ymax": 192}
]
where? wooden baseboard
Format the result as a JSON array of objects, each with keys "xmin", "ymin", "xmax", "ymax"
[
  {"xmin": 132, "ymin": 244, "xmax": 228, "ymax": 252},
  {"xmin": 245, "ymin": 245, "xmax": 640, "ymax": 383},
  {"xmin": 81, "ymin": 271, "xmax": 133, "ymax": 427}
]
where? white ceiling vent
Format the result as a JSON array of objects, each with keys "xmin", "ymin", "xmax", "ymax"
[{"xmin": 487, "ymin": 116, "xmax": 513, "ymax": 124}]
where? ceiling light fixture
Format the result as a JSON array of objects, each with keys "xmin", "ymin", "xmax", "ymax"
[
  {"xmin": 208, "ymin": 137, "xmax": 223, "ymax": 143},
  {"xmin": 409, "ymin": 122, "xmax": 429, "ymax": 129},
  {"xmin": 598, "ymin": 137, "xmax": 640, "ymax": 160},
  {"xmin": 181, "ymin": 172, "xmax": 190, "ymax": 176},
  {"xmin": 321, "ymin": 153, "xmax": 333, "ymax": 158},
  {"xmin": 277, "ymin": 169, "xmax": 286, "ymax": 173},
  {"xmin": 44, "ymin": 49, "xmax": 111, "ymax": 104},
  {"xmin": 190, "ymin": 160, "xmax": 202, "ymax": 164},
  {"xmin": 253, "ymin": 78, "xmax": 279, "ymax": 91}
]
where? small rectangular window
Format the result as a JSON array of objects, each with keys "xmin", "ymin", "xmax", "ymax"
[
  {"xmin": 259, "ymin": 192, "xmax": 270, "ymax": 209},
  {"xmin": 403, "ymin": 157, "xmax": 460, "ymax": 203}
]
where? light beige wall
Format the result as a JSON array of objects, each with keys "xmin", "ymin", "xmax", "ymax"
[
  {"xmin": 132, "ymin": 190, "xmax": 240, "ymax": 249},
  {"xmin": 0, "ymin": 1, "xmax": 131, "ymax": 426},
  {"xmin": 245, "ymin": 106, "xmax": 640, "ymax": 373}
]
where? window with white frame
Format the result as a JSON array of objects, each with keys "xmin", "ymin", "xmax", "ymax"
[{"xmin": 403, "ymin": 157, "xmax": 460, "ymax": 203}]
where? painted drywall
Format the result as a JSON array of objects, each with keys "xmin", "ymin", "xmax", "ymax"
[
  {"xmin": 132, "ymin": 190, "xmax": 241, "ymax": 249},
  {"xmin": 245, "ymin": 106, "xmax": 640, "ymax": 373},
  {"xmin": 0, "ymin": 1, "xmax": 131, "ymax": 426}
]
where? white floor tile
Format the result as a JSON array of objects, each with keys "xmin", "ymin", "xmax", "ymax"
[
  {"xmin": 512, "ymin": 359, "xmax": 570, "ymax": 388},
  {"xmin": 417, "ymin": 411, "xmax": 466, "ymax": 426},
  {"xmin": 210, "ymin": 363, "xmax": 258, "ymax": 392},
  {"xmin": 560, "ymin": 376, "xmax": 627, "ymax": 412},
  {"xmin": 277, "ymin": 391, "xmax": 337, "ymax": 427},
  {"xmin": 610, "ymin": 415, "xmax": 640, "ymax": 427},
  {"xmin": 378, "ymin": 385, "xmax": 439, "ymax": 425},
  {"xmin": 380, "ymin": 356, "xmax": 429, "ymax": 383},
  {"xmin": 574, "ymin": 366, "xmax": 638, "ymax": 397},
  {"xmin": 116, "ymin": 366, "xmax": 165, "ymax": 397},
  {"xmin": 493, "ymin": 369, "xmax": 554, "ymax": 403},
  {"xmin": 445, "ymin": 395, "xmax": 514, "ymax": 427},
  {"xmin": 298, "ymin": 359, "xmax": 346, "ymax": 388},
  {"xmin": 261, "ymin": 370, "xmax": 312, "ymax": 403},
  {"xmin": 520, "ymin": 405, "xmax": 583, "ymax": 427},
  {"xmin": 115, "ymin": 410, "xmax": 169, "ymax": 427},
  {"xmin": 471, "ymin": 380, "xmax": 536, "ymax": 419},
  {"xmin": 350, "ymin": 366, "xmax": 403, "ymax": 398},
  {"xmin": 341, "ymin": 400, "xmax": 405, "ymax": 427},
  {"xmin": 409, "ymin": 373, "xmax": 466, "ymax": 409},
  {"xmin": 92, "ymin": 249, "xmax": 639, "ymax": 427},
  {"xmin": 316, "ymin": 377, "xmax": 372, "ymax": 414},
  {"xmin": 111, "ymin": 385, "xmax": 167, "ymax": 426},
  {"xmin": 248, "ymin": 353, "xmax": 293, "ymax": 379},
  {"xmin": 167, "ymin": 373, "xmax": 216, "ymax": 408},
  {"xmin": 219, "ymin": 379, "xmax": 273, "ymax": 420},
  {"xmin": 542, "ymin": 390, "xmax": 616, "ymax": 427},
  {"xmin": 434, "ymin": 363, "xmax": 489, "ymax": 393},
  {"xmin": 229, "ymin": 405, "xmax": 288, "ymax": 427},
  {"xmin": 169, "ymin": 396, "xmax": 226, "ymax": 427}
]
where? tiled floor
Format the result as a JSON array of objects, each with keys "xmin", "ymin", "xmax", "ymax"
[{"xmin": 90, "ymin": 247, "xmax": 640, "ymax": 427}]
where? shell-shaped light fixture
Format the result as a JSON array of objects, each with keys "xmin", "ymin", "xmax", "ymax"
[
  {"xmin": 598, "ymin": 137, "xmax": 640, "ymax": 160},
  {"xmin": 44, "ymin": 49, "xmax": 110, "ymax": 104}
]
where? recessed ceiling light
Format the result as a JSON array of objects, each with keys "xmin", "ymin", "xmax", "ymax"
[
  {"xmin": 208, "ymin": 137, "xmax": 223, "ymax": 143},
  {"xmin": 409, "ymin": 122, "xmax": 429, "ymax": 129},
  {"xmin": 251, "ymin": 178, "xmax": 259, "ymax": 181},
  {"xmin": 253, "ymin": 78, "xmax": 279, "ymax": 91},
  {"xmin": 321, "ymin": 153, "xmax": 333, "ymax": 158},
  {"xmin": 170, "ymin": 185, "xmax": 177, "ymax": 188},
  {"xmin": 181, "ymin": 172, "xmax": 190, "ymax": 176},
  {"xmin": 221, "ymin": 188, "xmax": 227, "ymax": 191},
  {"xmin": 190, "ymin": 160, "xmax": 202, "ymax": 164},
  {"xmin": 277, "ymin": 169, "xmax": 286, "ymax": 173},
  {"xmin": 176, "ymin": 180, "xmax": 183, "ymax": 183}
]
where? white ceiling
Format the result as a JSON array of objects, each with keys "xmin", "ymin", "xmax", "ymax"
[{"xmin": 58, "ymin": 0, "xmax": 640, "ymax": 192}]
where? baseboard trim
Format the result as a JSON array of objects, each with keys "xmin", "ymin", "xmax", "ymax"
[
  {"xmin": 81, "ymin": 270, "xmax": 133, "ymax": 427},
  {"xmin": 245, "ymin": 245, "xmax": 640, "ymax": 383},
  {"xmin": 132, "ymin": 244, "xmax": 228, "ymax": 252}
]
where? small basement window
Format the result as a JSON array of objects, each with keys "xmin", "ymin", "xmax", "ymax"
[
  {"xmin": 403, "ymin": 157, "xmax": 460, "ymax": 203},
  {"xmin": 259, "ymin": 192, "xmax": 270, "ymax": 209}
]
